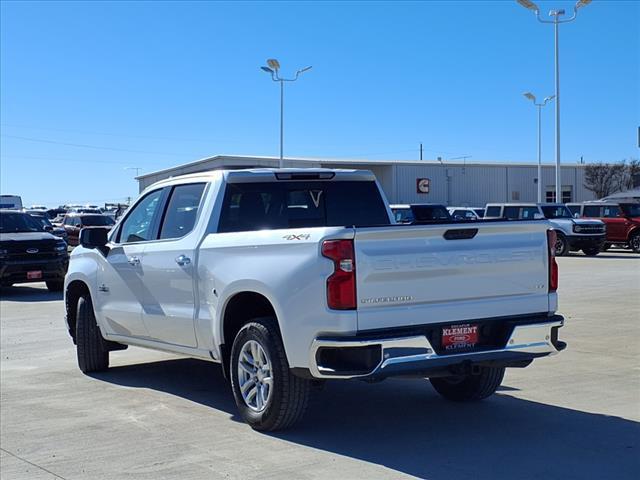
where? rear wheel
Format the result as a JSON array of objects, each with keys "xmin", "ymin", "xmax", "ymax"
[
  {"xmin": 76, "ymin": 295, "xmax": 109, "ymax": 373},
  {"xmin": 430, "ymin": 366, "xmax": 505, "ymax": 401},
  {"xmin": 554, "ymin": 233, "xmax": 568, "ymax": 256},
  {"xmin": 630, "ymin": 232, "xmax": 640, "ymax": 254},
  {"xmin": 230, "ymin": 317, "xmax": 311, "ymax": 431},
  {"xmin": 46, "ymin": 280, "xmax": 64, "ymax": 292},
  {"xmin": 582, "ymin": 247, "xmax": 600, "ymax": 256}
]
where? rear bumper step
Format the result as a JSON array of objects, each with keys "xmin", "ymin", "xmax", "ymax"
[{"xmin": 310, "ymin": 315, "xmax": 564, "ymax": 379}]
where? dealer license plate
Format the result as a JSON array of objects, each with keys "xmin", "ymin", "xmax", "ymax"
[
  {"xmin": 27, "ymin": 270, "xmax": 43, "ymax": 280},
  {"xmin": 442, "ymin": 323, "xmax": 479, "ymax": 351}
]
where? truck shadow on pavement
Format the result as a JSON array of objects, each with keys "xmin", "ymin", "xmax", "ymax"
[
  {"xmin": 0, "ymin": 285, "xmax": 63, "ymax": 302},
  {"xmin": 95, "ymin": 357, "xmax": 639, "ymax": 480}
]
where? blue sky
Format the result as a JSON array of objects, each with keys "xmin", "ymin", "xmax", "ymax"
[{"xmin": 1, "ymin": 0, "xmax": 638, "ymax": 206}]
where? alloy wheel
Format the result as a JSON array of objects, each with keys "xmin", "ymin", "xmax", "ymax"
[{"xmin": 237, "ymin": 340, "xmax": 273, "ymax": 412}]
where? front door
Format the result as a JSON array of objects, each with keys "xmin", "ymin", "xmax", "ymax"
[
  {"xmin": 95, "ymin": 243, "xmax": 148, "ymax": 337},
  {"xmin": 94, "ymin": 188, "xmax": 166, "ymax": 339},
  {"xmin": 601, "ymin": 205, "xmax": 627, "ymax": 242},
  {"xmin": 141, "ymin": 183, "xmax": 206, "ymax": 347}
]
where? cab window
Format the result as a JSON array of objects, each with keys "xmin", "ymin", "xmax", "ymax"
[
  {"xmin": 520, "ymin": 207, "xmax": 539, "ymax": 219},
  {"xmin": 583, "ymin": 206, "xmax": 601, "ymax": 218},
  {"xmin": 159, "ymin": 183, "xmax": 206, "ymax": 239},
  {"xmin": 485, "ymin": 206, "xmax": 501, "ymax": 217},
  {"xmin": 118, "ymin": 189, "xmax": 164, "ymax": 243},
  {"xmin": 602, "ymin": 206, "xmax": 622, "ymax": 218}
]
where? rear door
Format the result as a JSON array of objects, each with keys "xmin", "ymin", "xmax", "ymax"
[
  {"xmin": 141, "ymin": 183, "xmax": 206, "ymax": 347},
  {"xmin": 353, "ymin": 222, "xmax": 551, "ymax": 331}
]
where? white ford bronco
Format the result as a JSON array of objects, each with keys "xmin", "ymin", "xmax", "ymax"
[
  {"xmin": 65, "ymin": 169, "xmax": 565, "ymax": 430},
  {"xmin": 484, "ymin": 203, "xmax": 606, "ymax": 256}
]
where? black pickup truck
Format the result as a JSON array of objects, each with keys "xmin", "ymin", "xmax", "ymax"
[{"xmin": 0, "ymin": 210, "xmax": 69, "ymax": 291}]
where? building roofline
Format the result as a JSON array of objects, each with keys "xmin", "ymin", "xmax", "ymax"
[{"xmin": 136, "ymin": 154, "xmax": 590, "ymax": 180}]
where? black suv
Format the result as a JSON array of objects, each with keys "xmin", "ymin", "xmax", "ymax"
[{"xmin": 0, "ymin": 210, "xmax": 69, "ymax": 291}]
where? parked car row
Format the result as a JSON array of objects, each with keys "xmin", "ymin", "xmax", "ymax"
[
  {"xmin": 568, "ymin": 202, "xmax": 640, "ymax": 253},
  {"xmin": 0, "ymin": 210, "xmax": 69, "ymax": 290},
  {"xmin": 391, "ymin": 200, "xmax": 639, "ymax": 255}
]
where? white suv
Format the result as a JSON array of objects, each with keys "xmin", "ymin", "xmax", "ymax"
[{"xmin": 484, "ymin": 203, "xmax": 606, "ymax": 256}]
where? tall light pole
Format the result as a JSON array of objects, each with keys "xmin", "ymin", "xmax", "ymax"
[
  {"xmin": 517, "ymin": 0, "xmax": 591, "ymax": 203},
  {"xmin": 523, "ymin": 92, "xmax": 555, "ymax": 202},
  {"xmin": 261, "ymin": 59, "xmax": 312, "ymax": 169}
]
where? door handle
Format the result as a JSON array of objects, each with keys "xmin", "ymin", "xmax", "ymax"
[
  {"xmin": 175, "ymin": 254, "xmax": 191, "ymax": 266},
  {"xmin": 127, "ymin": 256, "xmax": 141, "ymax": 266}
]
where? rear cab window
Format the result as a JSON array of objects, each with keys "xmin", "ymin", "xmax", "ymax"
[{"xmin": 218, "ymin": 181, "xmax": 390, "ymax": 233}]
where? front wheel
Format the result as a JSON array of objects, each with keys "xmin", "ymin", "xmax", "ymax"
[
  {"xmin": 554, "ymin": 233, "xmax": 568, "ymax": 256},
  {"xmin": 430, "ymin": 366, "xmax": 505, "ymax": 401},
  {"xmin": 76, "ymin": 295, "xmax": 109, "ymax": 373},
  {"xmin": 230, "ymin": 317, "xmax": 310, "ymax": 431},
  {"xmin": 630, "ymin": 232, "xmax": 640, "ymax": 254},
  {"xmin": 582, "ymin": 247, "xmax": 600, "ymax": 256}
]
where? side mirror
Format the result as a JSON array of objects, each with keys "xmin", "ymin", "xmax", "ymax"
[
  {"xmin": 574, "ymin": 213, "xmax": 580, "ymax": 218},
  {"xmin": 43, "ymin": 225, "xmax": 53, "ymax": 232},
  {"xmin": 80, "ymin": 227, "xmax": 108, "ymax": 250}
]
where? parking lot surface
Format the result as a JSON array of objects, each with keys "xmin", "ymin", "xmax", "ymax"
[{"xmin": 1, "ymin": 251, "xmax": 639, "ymax": 480}]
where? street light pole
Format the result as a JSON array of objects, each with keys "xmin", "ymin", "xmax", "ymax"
[
  {"xmin": 517, "ymin": 0, "xmax": 591, "ymax": 203},
  {"xmin": 523, "ymin": 92, "xmax": 554, "ymax": 202},
  {"xmin": 261, "ymin": 59, "xmax": 312, "ymax": 169}
]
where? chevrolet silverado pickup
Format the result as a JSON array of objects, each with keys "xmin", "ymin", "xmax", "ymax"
[{"xmin": 64, "ymin": 169, "xmax": 565, "ymax": 431}]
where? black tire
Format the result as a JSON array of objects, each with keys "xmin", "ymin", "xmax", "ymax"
[
  {"xmin": 76, "ymin": 295, "xmax": 109, "ymax": 373},
  {"xmin": 554, "ymin": 233, "xmax": 568, "ymax": 256},
  {"xmin": 229, "ymin": 317, "xmax": 310, "ymax": 431},
  {"xmin": 430, "ymin": 366, "xmax": 505, "ymax": 401},
  {"xmin": 630, "ymin": 232, "xmax": 640, "ymax": 254},
  {"xmin": 582, "ymin": 247, "xmax": 600, "ymax": 256},
  {"xmin": 46, "ymin": 280, "xmax": 64, "ymax": 292}
]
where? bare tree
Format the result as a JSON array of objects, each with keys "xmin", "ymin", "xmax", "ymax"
[
  {"xmin": 618, "ymin": 158, "xmax": 640, "ymax": 191},
  {"xmin": 584, "ymin": 162, "xmax": 626, "ymax": 199}
]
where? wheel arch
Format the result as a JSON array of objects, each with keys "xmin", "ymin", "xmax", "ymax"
[
  {"xmin": 218, "ymin": 290, "xmax": 281, "ymax": 379},
  {"xmin": 65, "ymin": 279, "xmax": 91, "ymax": 343}
]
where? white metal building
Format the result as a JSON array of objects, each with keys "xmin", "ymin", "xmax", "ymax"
[{"xmin": 136, "ymin": 155, "xmax": 597, "ymax": 206}]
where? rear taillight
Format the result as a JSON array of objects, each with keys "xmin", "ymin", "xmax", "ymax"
[
  {"xmin": 321, "ymin": 239, "xmax": 356, "ymax": 310},
  {"xmin": 547, "ymin": 230, "xmax": 559, "ymax": 292}
]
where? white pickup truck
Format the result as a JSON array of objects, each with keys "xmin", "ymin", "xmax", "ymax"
[{"xmin": 65, "ymin": 169, "xmax": 565, "ymax": 431}]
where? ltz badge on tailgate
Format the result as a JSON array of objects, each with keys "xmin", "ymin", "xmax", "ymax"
[{"xmin": 442, "ymin": 324, "xmax": 479, "ymax": 350}]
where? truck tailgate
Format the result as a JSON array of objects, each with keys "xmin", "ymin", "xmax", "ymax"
[{"xmin": 354, "ymin": 221, "xmax": 552, "ymax": 331}]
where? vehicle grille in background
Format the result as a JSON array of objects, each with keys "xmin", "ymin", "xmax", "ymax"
[
  {"xmin": 3, "ymin": 240, "xmax": 59, "ymax": 260},
  {"xmin": 578, "ymin": 225, "xmax": 606, "ymax": 234}
]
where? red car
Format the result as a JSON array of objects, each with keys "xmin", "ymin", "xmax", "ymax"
[
  {"xmin": 567, "ymin": 202, "xmax": 640, "ymax": 253},
  {"xmin": 61, "ymin": 214, "xmax": 115, "ymax": 246}
]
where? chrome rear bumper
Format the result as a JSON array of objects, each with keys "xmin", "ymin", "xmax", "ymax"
[{"xmin": 309, "ymin": 316, "xmax": 565, "ymax": 379}]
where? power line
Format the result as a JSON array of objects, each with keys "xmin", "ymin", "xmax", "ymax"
[
  {"xmin": 0, "ymin": 123, "xmax": 217, "ymax": 143},
  {"xmin": 0, "ymin": 154, "xmax": 155, "ymax": 165},
  {"xmin": 1, "ymin": 134, "xmax": 197, "ymax": 157}
]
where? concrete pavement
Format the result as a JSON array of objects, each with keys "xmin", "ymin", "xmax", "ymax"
[{"xmin": 1, "ymin": 251, "xmax": 639, "ymax": 479}]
